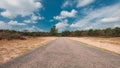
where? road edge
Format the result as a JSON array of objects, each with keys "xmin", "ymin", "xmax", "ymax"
[
  {"xmin": 68, "ymin": 38, "xmax": 120, "ymax": 57},
  {"xmin": 0, "ymin": 37, "xmax": 58, "ymax": 65}
]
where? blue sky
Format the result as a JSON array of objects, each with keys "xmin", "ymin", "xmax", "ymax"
[{"xmin": 0, "ymin": 0, "xmax": 120, "ymax": 32}]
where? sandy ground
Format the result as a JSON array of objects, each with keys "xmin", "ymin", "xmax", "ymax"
[
  {"xmin": 0, "ymin": 37, "xmax": 57, "ymax": 64},
  {"xmin": 69, "ymin": 37, "xmax": 120, "ymax": 54}
]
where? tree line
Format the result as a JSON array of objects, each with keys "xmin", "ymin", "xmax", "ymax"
[
  {"xmin": 0, "ymin": 26, "xmax": 120, "ymax": 39},
  {"xmin": 60, "ymin": 27, "xmax": 120, "ymax": 37},
  {"xmin": 50, "ymin": 26, "xmax": 120, "ymax": 37}
]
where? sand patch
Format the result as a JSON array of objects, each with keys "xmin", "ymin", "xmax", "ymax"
[
  {"xmin": 0, "ymin": 37, "xmax": 57, "ymax": 64},
  {"xmin": 69, "ymin": 37, "xmax": 120, "ymax": 54}
]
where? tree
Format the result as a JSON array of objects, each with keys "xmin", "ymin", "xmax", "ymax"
[
  {"xmin": 104, "ymin": 28, "xmax": 113, "ymax": 37},
  {"xmin": 50, "ymin": 26, "xmax": 57, "ymax": 36},
  {"xmin": 81, "ymin": 31, "xmax": 88, "ymax": 36},
  {"xmin": 88, "ymin": 29, "xmax": 94, "ymax": 36},
  {"xmin": 74, "ymin": 30, "xmax": 82, "ymax": 36},
  {"xmin": 113, "ymin": 27, "xmax": 120, "ymax": 37},
  {"xmin": 61, "ymin": 31, "xmax": 71, "ymax": 36}
]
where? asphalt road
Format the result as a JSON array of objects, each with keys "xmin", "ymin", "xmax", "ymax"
[{"xmin": 0, "ymin": 38, "xmax": 120, "ymax": 68}]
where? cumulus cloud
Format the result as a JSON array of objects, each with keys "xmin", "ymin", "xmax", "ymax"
[
  {"xmin": 55, "ymin": 20, "xmax": 69, "ymax": 32},
  {"xmin": 61, "ymin": 9, "xmax": 77, "ymax": 17},
  {"xmin": 0, "ymin": 0, "xmax": 42, "ymax": 18},
  {"xmin": 8, "ymin": 20, "xmax": 26, "ymax": 26},
  {"xmin": 0, "ymin": 20, "xmax": 27, "ymax": 30},
  {"xmin": 54, "ymin": 9, "xmax": 77, "ymax": 32},
  {"xmin": 22, "ymin": 25, "xmax": 45, "ymax": 32},
  {"xmin": 0, "ymin": 21, "xmax": 12, "ymax": 29},
  {"xmin": 54, "ymin": 9, "xmax": 77, "ymax": 20},
  {"xmin": 70, "ymin": 3, "xmax": 120, "ymax": 30},
  {"xmin": 0, "ymin": 20, "xmax": 45, "ymax": 32},
  {"xmin": 24, "ymin": 14, "xmax": 44, "ymax": 23},
  {"xmin": 0, "ymin": 0, "xmax": 44, "ymax": 31}
]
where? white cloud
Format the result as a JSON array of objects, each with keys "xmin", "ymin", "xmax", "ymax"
[
  {"xmin": 54, "ymin": 16, "xmax": 64, "ymax": 20},
  {"xmin": 61, "ymin": 9, "xmax": 77, "ymax": 17},
  {"xmin": 0, "ymin": 21, "xmax": 12, "ymax": 29},
  {"xmin": 24, "ymin": 14, "xmax": 44, "ymax": 23},
  {"xmin": 55, "ymin": 20, "xmax": 69, "ymax": 32},
  {"xmin": 0, "ymin": 0, "xmax": 42, "ymax": 18},
  {"xmin": 0, "ymin": 20, "xmax": 26, "ymax": 30},
  {"xmin": 38, "ymin": 16, "xmax": 44, "ymax": 20},
  {"xmin": 0, "ymin": 20, "xmax": 44, "ymax": 32},
  {"xmin": 8, "ymin": 20, "xmax": 26, "ymax": 26},
  {"xmin": 54, "ymin": 9, "xmax": 77, "ymax": 32},
  {"xmin": 70, "ymin": 3, "xmax": 120, "ymax": 30},
  {"xmin": 1, "ymin": 10, "xmax": 12, "ymax": 18},
  {"xmin": 101, "ymin": 17, "xmax": 120, "ymax": 23},
  {"xmin": 22, "ymin": 25, "xmax": 45, "ymax": 32},
  {"xmin": 0, "ymin": 0, "xmax": 44, "ymax": 31},
  {"xmin": 62, "ymin": 0, "xmax": 94, "ymax": 8},
  {"xmin": 54, "ymin": 9, "xmax": 77, "ymax": 20},
  {"xmin": 76, "ymin": 0, "xmax": 94, "ymax": 8},
  {"xmin": 24, "ymin": 20, "xmax": 31, "ymax": 23},
  {"xmin": 31, "ymin": 14, "xmax": 38, "ymax": 21},
  {"xmin": 62, "ymin": 0, "xmax": 74, "ymax": 8},
  {"xmin": 0, "ymin": 20, "xmax": 45, "ymax": 32},
  {"xmin": 62, "ymin": 1, "xmax": 69, "ymax": 8}
]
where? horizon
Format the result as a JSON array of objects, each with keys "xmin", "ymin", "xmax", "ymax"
[
  {"xmin": 0, "ymin": 0, "xmax": 120, "ymax": 32},
  {"xmin": 0, "ymin": 27, "xmax": 119, "ymax": 33}
]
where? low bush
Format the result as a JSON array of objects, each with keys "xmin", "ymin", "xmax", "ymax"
[{"xmin": 0, "ymin": 32, "xmax": 26, "ymax": 40}]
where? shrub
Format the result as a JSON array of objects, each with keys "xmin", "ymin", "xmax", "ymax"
[{"xmin": 0, "ymin": 32, "xmax": 25, "ymax": 40}]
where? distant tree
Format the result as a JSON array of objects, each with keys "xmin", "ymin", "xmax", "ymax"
[
  {"xmin": 23, "ymin": 30, "xmax": 29, "ymax": 33},
  {"xmin": 61, "ymin": 31, "xmax": 71, "ymax": 36},
  {"xmin": 104, "ymin": 28, "xmax": 113, "ymax": 37},
  {"xmin": 88, "ymin": 29, "xmax": 94, "ymax": 36},
  {"xmin": 80, "ymin": 31, "xmax": 88, "ymax": 36},
  {"xmin": 94, "ymin": 30, "xmax": 102, "ymax": 36},
  {"xmin": 99, "ymin": 30, "xmax": 105, "ymax": 36},
  {"xmin": 50, "ymin": 26, "xmax": 57, "ymax": 36},
  {"xmin": 74, "ymin": 30, "xmax": 82, "ymax": 36},
  {"xmin": 0, "ymin": 27, "xmax": 120, "ymax": 37},
  {"xmin": 6, "ymin": 30, "xmax": 18, "ymax": 34},
  {"xmin": 113, "ymin": 27, "xmax": 120, "ymax": 37}
]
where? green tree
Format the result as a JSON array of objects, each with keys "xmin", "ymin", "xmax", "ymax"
[
  {"xmin": 74, "ymin": 30, "xmax": 82, "ymax": 36},
  {"xmin": 113, "ymin": 27, "xmax": 120, "ymax": 37},
  {"xmin": 61, "ymin": 31, "xmax": 71, "ymax": 36},
  {"xmin": 50, "ymin": 26, "xmax": 57, "ymax": 36},
  {"xmin": 105, "ymin": 28, "xmax": 113, "ymax": 37},
  {"xmin": 88, "ymin": 29, "xmax": 94, "ymax": 36},
  {"xmin": 81, "ymin": 31, "xmax": 88, "ymax": 36}
]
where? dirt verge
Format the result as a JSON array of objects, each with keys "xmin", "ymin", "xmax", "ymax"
[
  {"xmin": 0, "ymin": 37, "xmax": 57, "ymax": 64},
  {"xmin": 69, "ymin": 37, "xmax": 120, "ymax": 54}
]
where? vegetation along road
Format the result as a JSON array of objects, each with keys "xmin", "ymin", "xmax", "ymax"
[{"xmin": 0, "ymin": 38, "xmax": 120, "ymax": 68}]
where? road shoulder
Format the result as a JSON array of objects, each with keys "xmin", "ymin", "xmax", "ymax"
[{"xmin": 68, "ymin": 37, "xmax": 120, "ymax": 56}]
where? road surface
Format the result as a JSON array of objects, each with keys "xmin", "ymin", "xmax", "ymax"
[{"xmin": 0, "ymin": 38, "xmax": 120, "ymax": 68}]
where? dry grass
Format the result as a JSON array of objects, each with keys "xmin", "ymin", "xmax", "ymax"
[
  {"xmin": 69, "ymin": 37, "xmax": 120, "ymax": 54},
  {"xmin": 0, "ymin": 37, "xmax": 57, "ymax": 64},
  {"xmin": 81, "ymin": 37, "xmax": 120, "ymax": 45}
]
